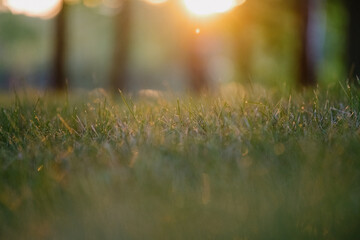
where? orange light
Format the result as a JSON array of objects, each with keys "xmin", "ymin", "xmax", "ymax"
[{"xmin": 195, "ymin": 28, "xmax": 200, "ymax": 34}]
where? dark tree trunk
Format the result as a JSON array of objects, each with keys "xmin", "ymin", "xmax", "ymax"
[
  {"xmin": 160, "ymin": 0, "xmax": 208, "ymax": 94},
  {"xmin": 345, "ymin": 0, "xmax": 360, "ymax": 82},
  {"xmin": 298, "ymin": 0, "xmax": 317, "ymax": 87},
  {"xmin": 297, "ymin": 0, "xmax": 326, "ymax": 87},
  {"xmin": 180, "ymin": 14, "xmax": 209, "ymax": 94},
  {"xmin": 52, "ymin": 3, "xmax": 67, "ymax": 91},
  {"xmin": 186, "ymin": 27, "xmax": 208, "ymax": 93},
  {"xmin": 110, "ymin": 0, "xmax": 132, "ymax": 92}
]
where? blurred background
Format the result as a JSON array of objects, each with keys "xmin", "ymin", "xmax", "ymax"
[{"xmin": 0, "ymin": 0, "xmax": 358, "ymax": 93}]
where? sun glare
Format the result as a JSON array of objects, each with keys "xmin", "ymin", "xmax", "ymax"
[
  {"xmin": 143, "ymin": 0, "xmax": 168, "ymax": 5},
  {"xmin": 184, "ymin": 0, "xmax": 240, "ymax": 16},
  {"xmin": 4, "ymin": 0, "xmax": 62, "ymax": 19}
]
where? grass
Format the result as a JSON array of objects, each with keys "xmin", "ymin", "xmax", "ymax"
[{"xmin": 1, "ymin": 84, "xmax": 360, "ymax": 239}]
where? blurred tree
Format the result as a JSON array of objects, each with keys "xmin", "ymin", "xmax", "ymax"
[
  {"xmin": 298, "ymin": 0, "xmax": 318, "ymax": 87},
  {"xmin": 185, "ymin": 24, "xmax": 208, "ymax": 93},
  {"xmin": 298, "ymin": 0, "xmax": 326, "ymax": 87},
  {"xmin": 160, "ymin": 0, "xmax": 208, "ymax": 93},
  {"xmin": 170, "ymin": 0, "xmax": 208, "ymax": 94},
  {"xmin": 110, "ymin": 0, "xmax": 132, "ymax": 92},
  {"xmin": 344, "ymin": 0, "xmax": 360, "ymax": 82},
  {"xmin": 52, "ymin": 1, "xmax": 68, "ymax": 91}
]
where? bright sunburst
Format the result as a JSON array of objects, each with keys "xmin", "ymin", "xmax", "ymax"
[
  {"xmin": 4, "ymin": 0, "xmax": 61, "ymax": 18},
  {"xmin": 184, "ymin": 0, "xmax": 239, "ymax": 16}
]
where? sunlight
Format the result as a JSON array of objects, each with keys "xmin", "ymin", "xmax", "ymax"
[
  {"xmin": 184, "ymin": 0, "xmax": 241, "ymax": 16},
  {"xmin": 143, "ymin": 0, "xmax": 168, "ymax": 5},
  {"xmin": 4, "ymin": 0, "xmax": 62, "ymax": 19}
]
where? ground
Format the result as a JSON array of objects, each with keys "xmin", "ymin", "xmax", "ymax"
[{"xmin": 1, "ymin": 84, "xmax": 360, "ymax": 239}]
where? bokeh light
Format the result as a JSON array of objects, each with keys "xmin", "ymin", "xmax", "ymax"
[
  {"xmin": 4, "ymin": 0, "xmax": 62, "ymax": 18},
  {"xmin": 184, "ymin": 0, "xmax": 244, "ymax": 16}
]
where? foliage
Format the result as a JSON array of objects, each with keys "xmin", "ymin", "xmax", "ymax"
[{"xmin": 1, "ymin": 84, "xmax": 360, "ymax": 239}]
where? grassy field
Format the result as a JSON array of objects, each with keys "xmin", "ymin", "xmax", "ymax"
[{"xmin": 1, "ymin": 84, "xmax": 360, "ymax": 239}]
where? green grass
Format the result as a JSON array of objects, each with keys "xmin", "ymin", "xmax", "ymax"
[{"xmin": 1, "ymin": 84, "xmax": 360, "ymax": 239}]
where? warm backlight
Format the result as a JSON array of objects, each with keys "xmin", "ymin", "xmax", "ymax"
[
  {"xmin": 184, "ymin": 0, "xmax": 238, "ymax": 16},
  {"xmin": 4, "ymin": 0, "xmax": 62, "ymax": 18},
  {"xmin": 143, "ymin": 0, "xmax": 168, "ymax": 4}
]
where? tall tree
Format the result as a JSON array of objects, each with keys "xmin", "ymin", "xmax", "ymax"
[
  {"xmin": 344, "ymin": 0, "xmax": 360, "ymax": 82},
  {"xmin": 296, "ymin": 0, "xmax": 326, "ymax": 87},
  {"xmin": 168, "ymin": 0, "xmax": 208, "ymax": 93},
  {"xmin": 52, "ymin": 2, "xmax": 68, "ymax": 91},
  {"xmin": 298, "ymin": 0, "xmax": 318, "ymax": 87},
  {"xmin": 185, "ymin": 23, "xmax": 208, "ymax": 93},
  {"xmin": 110, "ymin": 0, "xmax": 132, "ymax": 92}
]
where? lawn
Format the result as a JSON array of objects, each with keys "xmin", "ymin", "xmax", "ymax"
[{"xmin": 1, "ymin": 84, "xmax": 360, "ymax": 239}]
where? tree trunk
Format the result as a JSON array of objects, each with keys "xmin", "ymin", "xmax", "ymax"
[
  {"xmin": 345, "ymin": 0, "xmax": 360, "ymax": 82},
  {"xmin": 186, "ymin": 26, "xmax": 208, "ymax": 93},
  {"xmin": 110, "ymin": 0, "xmax": 132, "ymax": 92},
  {"xmin": 298, "ymin": 0, "xmax": 326, "ymax": 87},
  {"xmin": 298, "ymin": 0, "xmax": 317, "ymax": 87},
  {"xmin": 52, "ymin": 2, "xmax": 67, "ymax": 91}
]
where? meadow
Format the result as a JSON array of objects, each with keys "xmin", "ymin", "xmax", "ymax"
[{"xmin": 1, "ymin": 84, "xmax": 360, "ymax": 239}]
